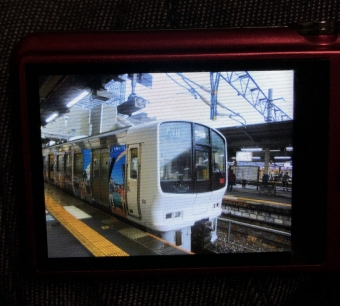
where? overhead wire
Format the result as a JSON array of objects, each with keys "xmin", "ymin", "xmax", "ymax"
[{"xmin": 166, "ymin": 73, "xmax": 247, "ymax": 126}]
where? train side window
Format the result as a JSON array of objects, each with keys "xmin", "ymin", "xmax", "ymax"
[
  {"xmin": 65, "ymin": 154, "xmax": 72, "ymax": 175},
  {"xmin": 130, "ymin": 148, "xmax": 138, "ymax": 179},
  {"xmin": 74, "ymin": 153, "xmax": 83, "ymax": 177},
  {"xmin": 101, "ymin": 152, "xmax": 109, "ymax": 180},
  {"xmin": 48, "ymin": 154, "xmax": 54, "ymax": 180},
  {"xmin": 49, "ymin": 154, "xmax": 54, "ymax": 171},
  {"xmin": 57, "ymin": 155, "xmax": 64, "ymax": 172}
]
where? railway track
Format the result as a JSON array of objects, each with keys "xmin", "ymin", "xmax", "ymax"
[{"xmin": 207, "ymin": 216, "xmax": 291, "ymax": 254}]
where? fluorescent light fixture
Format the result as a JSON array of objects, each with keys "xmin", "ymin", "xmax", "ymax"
[
  {"xmin": 241, "ymin": 148, "xmax": 263, "ymax": 152},
  {"xmin": 270, "ymin": 149, "xmax": 280, "ymax": 152},
  {"xmin": 46, "ymin": 112, "xmax": 58, "ymax": 123},
  {"xmin": 252, "ymin": 157, "xmax": 261, "ymax": 160},
  {"xmin": 66, "ymin": 90, "xmax": 89, "ymax": 108},
  {"xmin": 274, "ymin": 156, "xmax": 291, "ymax": 160},
  {"xmin": 286, "ymin": 146, "xmax": 293, "ymax": 151}
]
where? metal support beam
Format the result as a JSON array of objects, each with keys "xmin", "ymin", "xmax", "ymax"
[
  {"xmin": 264, "ymin": 148, "xmax": 270, "ymax": 175},
  {"xmin": 210, "ymin": 72, "xmax": 220, "ymax": 120},
  {"xmin": 221, "ymin": 72, "xmax": 291, "ymax": 122}
]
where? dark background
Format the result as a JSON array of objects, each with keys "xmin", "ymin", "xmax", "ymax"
[{"xmin": 1, "ymin": 1, "xmax": 340, "ymax": 305}]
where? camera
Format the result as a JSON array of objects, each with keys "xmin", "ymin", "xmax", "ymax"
[{"xmin": 12, "ymin": 21, "xmax": 340, "ymax": 275}]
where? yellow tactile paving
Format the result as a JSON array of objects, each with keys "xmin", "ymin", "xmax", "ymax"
[
  {"xmin": 45, "ymin": 195, "xmax": 129, "ymax": 257},
  {"xmin": 223, "ymin": 195, "xmax": 291, "ymax": 207}
]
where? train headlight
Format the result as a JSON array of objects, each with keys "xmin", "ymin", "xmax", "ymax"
[
  {"xmin": 165, "ymin": 211, "xmax": 183, "ymax": 219},
  {"xmin": 165, "ymin": 213, "xmax": 172, "ymax": 219},
  {"xmin": 174, "ymin": 211, "xmax": 181, "ymax": 218}
]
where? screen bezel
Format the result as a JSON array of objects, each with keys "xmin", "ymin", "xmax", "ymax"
[{"xmin": 21, "ymin": 58, "xmax": 329, "ymax": 274}]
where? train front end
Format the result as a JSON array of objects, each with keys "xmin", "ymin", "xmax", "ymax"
[{"xmin": 154, "ymin": 121, "xmax": 227, "ymax": 252}]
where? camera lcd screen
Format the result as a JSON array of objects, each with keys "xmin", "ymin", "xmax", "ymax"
[{"xmin": 24, "ymin": 60, "xmax": 328, "ymax": 271}]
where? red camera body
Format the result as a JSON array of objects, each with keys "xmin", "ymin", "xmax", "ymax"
[{"xmin": 12, "ymin": 23, "xmax": 340, "ymax": 275}]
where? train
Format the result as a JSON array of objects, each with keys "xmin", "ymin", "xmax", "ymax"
[{"xmin": 42, "ymin": 120, "xmax": 227, "ymax": 252}]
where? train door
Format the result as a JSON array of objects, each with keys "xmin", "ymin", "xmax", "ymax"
[
  {"xmin": 100, "ymin": 151, "xmax": 110, "ymax": 206},
  {"xmin": 194, "ymin": 146, "xmax": 211, "ymax": 192},
  {"xmin": 92, "ymin": 150, "xmax": 101, "ymax": 204},
  {"xmin": 126, "ymin": 144, "xmax": 141, "ymax": 219},
  {"xmin": 42, "ymin": 155, "xmax": 46, "ymax": 181},
  {"xmin": 193, "ymin": 146, "xmax": 210, "ymax": 214},
  {"xmin": 92, "ymin": 149, "xmax": 110, "ymax": 206}
]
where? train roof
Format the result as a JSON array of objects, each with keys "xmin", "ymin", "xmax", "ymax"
[{"xmin": 42, "ymin": 120, "xmax": 224, "ymax": 151}]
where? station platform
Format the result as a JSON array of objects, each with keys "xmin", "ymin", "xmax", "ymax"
[
  {"xmin": 222, "ymin": 184, "xmax": 291, "ymax": 227},
  {"xmin": 45, "ymin": 184, "xmax": 192, "ymax": 258},
  {"xmin": 224, "ymin": 183, "xmax": 292, "ymax": 205}
]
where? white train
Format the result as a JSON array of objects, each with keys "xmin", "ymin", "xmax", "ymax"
[{"xmin": 42, "ymin": 120, "xmax": 227, "ymax": 252}]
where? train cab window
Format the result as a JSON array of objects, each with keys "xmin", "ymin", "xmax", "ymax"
[
  {"xmin": 130, "ymin": 148, "xmax": 138, "ymax": 179},
  {"xmin": 211, "ymin": 130, "xmax": 225, "ymax": 172},
  {"xmin": 160, "ymin": 122, "xmax": 193, "ymax": 192},
  {"xmin": 194, "ymin": 124, "xmax": 210, "ymax": 145},
  {"xmin": 160, "ymin": 122, "xmax": 226, "ymax": 193},
  {"xmin": 74, "ymin": 153, "xmax": 83, "ymax": 177},
  {"xmin": 211, "ymin": 130, "xmax": 226, "ymax": 190}
]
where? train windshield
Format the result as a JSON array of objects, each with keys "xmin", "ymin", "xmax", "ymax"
[{"xmin": 159, "ymin": 122, "xmax": 226, "ymax": 193}]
